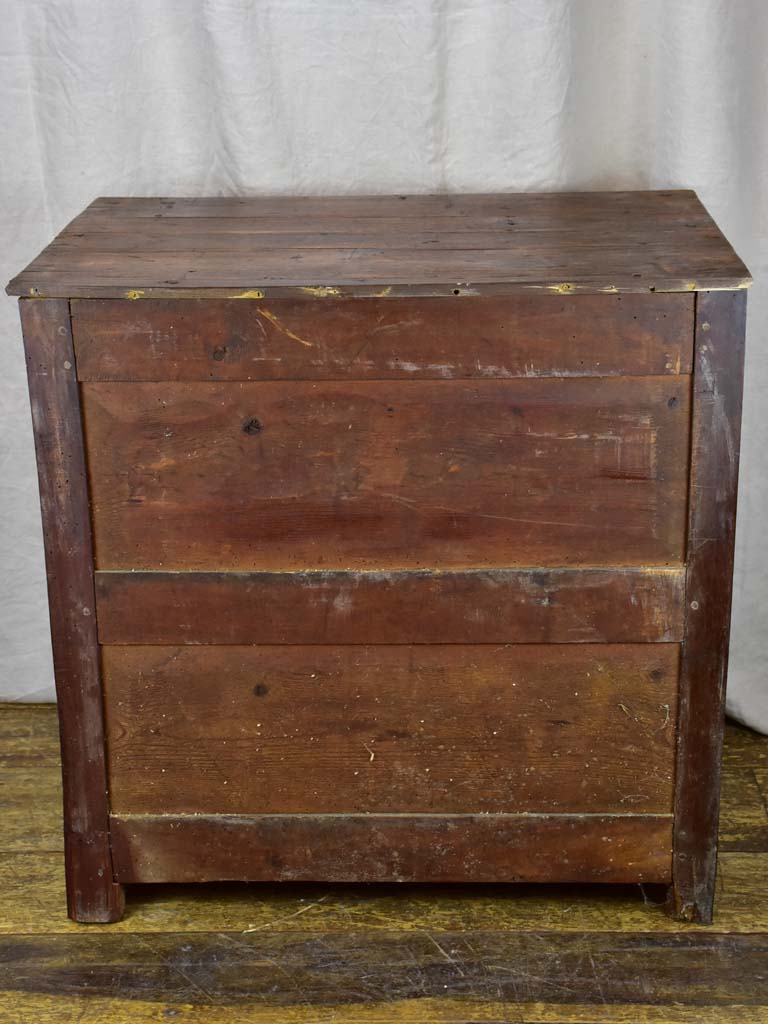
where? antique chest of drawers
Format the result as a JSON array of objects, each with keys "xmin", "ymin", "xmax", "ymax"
[{"xmin": 7, "ymin": 191, "xmax": 750, "ymax": 923}]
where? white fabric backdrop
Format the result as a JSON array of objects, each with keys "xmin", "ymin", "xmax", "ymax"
[{"xmin": 1, "ymin": 0, "xmax": 766, "ymax": 730}]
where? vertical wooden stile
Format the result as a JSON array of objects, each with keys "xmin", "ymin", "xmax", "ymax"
[
  {"xmin": 19, "ymin": 298, "xmax": 124, "ymax": 923},
  {"xmin": 671, "ymin": 290, "xmax": 748, "ymax": 922}
]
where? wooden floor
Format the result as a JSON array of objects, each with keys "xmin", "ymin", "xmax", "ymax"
[{"xmin": 0, "ymin": 706, "xmax": 766, "ymax": 1023}]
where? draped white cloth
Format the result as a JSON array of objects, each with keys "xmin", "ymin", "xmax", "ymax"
[{"xmin": 1, "ymin": 0, "xmax": 766, "ymax": 730}]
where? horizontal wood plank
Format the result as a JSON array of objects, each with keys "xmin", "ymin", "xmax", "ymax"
[
  {"xmin": 102, "ymin": 643, "xmax": 679, "ymax": 816},
  {"xmin": 7, "ymin": 191, "xmax": 751, "ymax": 298},
  {"xmin": 71, "ymin": 293, "xmax": 693, "ymax": 381},
  {"xmin": 109, "ymin": 812, "xmax": 673, "ymax": 884},
  {"xmin": 16, "ymin": 929, "xmax": 768, "ymax": 1017},
  {"xmin": 82, "ymin": 377, "xmax": 690, "ymax": 571},
  {"xmin": 95, "ymin": 567, "xmax": 685, "ymax": 645}
]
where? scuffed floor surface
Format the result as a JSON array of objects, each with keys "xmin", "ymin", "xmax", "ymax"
[{"xmin": 0, "ymin": 705, "xmax": 766, "ymax": 1023}]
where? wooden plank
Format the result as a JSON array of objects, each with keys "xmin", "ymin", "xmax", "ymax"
[
  {"xmin": 723, "ymin": 722, "xmax": 768, "ymax": 771},
  {"xmin": 77, "ymin": 190, "xmax": 721, "ymax": 219},
  {"xmin": 102, "ymin": 643, "xmax": 678, "ymax": 816},
  {"xmin": 0, "ymin": 998, "xmax": 765, "ymax": 1024},
  {"xmin": 0, "ymin": 768, "xmax": 63, "ymax": 853},
  {"xmin": 8, "ymin": 247, "xmax": 750, "ymax": 293},
  {"xmin": 6, "ymin": 929, "xmax": 768, "ymax": 1020},
  {"xmin": 6, "ymin": 191, "xmax": 751, "ymax": 298},
  {"xmin": 71, "ymin": 293, "xmax": 693, "ymax": 382},
  {"xmin": 82, "ymin": 376, "xmax": 690, "ymax": 571},
  {"xmin": 95, "ymin": 567, "xmax": 686, "ymax": 645},
  {"xmin": 109, "ymin": 813, "xmax": 673, "ymax": 884},
  {"xmin": 19, "ymin": 300, "xmax": 124, "ymax": 923},
  {"xmin": 671, "ymin": 290, "xmax": 748, "ymax": 924},
  {"xmin": 0, "ymin": 705, "xmax": 60, "ymax": 769},
  {"xmin": 50, "ymin": 227, "xmax": 730, "ymax": 251},
  {"xmin": 718, "ymin": 769, "xmax": 768, "ymax": 853}
]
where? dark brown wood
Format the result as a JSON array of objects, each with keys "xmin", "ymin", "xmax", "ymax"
[
  {"xmin": 82, "ymin": 376, "xmax": 690, "ymax": 571},
  {"xmin": 9, "ymin": 929, "xmax": 768, "ymax": 1011},
  {"xmin": 95, "ymin": 567, "xmax": 685, "ymax": 645},
  {"xmin": 671, "ymin": 290, "xmax": 748, "ymax": 924},
  {"xmin": 70, "ymin": 293, "xmax": 693, "ymax": 381},
  {"xmin": 109, "ymin": 812, "xmax": 673, "ymax": 884},
  {"xmin": 6, "ymin": 192, "xmax": 751, "ymax": 298},
  {"xmin": 102, "ymin": 643, "xmax": 679, "ymax": 816},
  {"xmin": 18, "ymin": 299, "xmax": 124, "ymax": 923},
  {"xmin": 7, "ymin": 192, "xmax": 751, "ymax": 923}
]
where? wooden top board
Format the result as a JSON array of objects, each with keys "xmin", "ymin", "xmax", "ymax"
[{"xmin": 6, "ymin": 190, "xmax": 751, "ymax": 299}]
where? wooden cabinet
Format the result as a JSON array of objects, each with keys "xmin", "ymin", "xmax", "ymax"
[{"xmin": 7, "ymin": 191, "xmax": 750, "ymax": 923}]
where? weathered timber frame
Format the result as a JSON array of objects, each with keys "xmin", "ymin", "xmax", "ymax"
[
  {"xmin": 20, "ymin": 298, "xmax": 124, "ymax": 922},
  {"xmin": 671, "ymin": 290, "xmax": 748, "ymax": 923}
]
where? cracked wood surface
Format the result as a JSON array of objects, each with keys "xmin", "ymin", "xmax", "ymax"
[
  {"xmin": 0, "ymin": 706, "xmax": 767, "ymax": 1021},
  {"xmin": 5, "ymin": 191, "xmax": 751, "ymax": 298}
]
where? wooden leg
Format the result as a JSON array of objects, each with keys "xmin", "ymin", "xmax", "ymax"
[
  {"xmin": 668, "ymin": 291, "xmax": 747, "ymax": 928},
  {"xmin": 21, "ymin": 300, "xmax": 123, "ymax": 925},
  {"xmin": 64, "ymin": 834, "xmax": 125, "ymax": 924},
  {"xmin": 666, "ymin": 863, "xmax": 716, "ymax": 925}
]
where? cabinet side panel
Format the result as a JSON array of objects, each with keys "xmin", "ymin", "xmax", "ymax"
[
  {"xmin": 671, "ymin": 290, "xmax": 747, "ymax": 923},
  {"xmin": 19, "ymin": 298, "xmax": 124, "ymax": 923}
]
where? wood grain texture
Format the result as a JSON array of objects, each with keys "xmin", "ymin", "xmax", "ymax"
[
  {"xmin": 671, "ymin": 290, "xmax": 748, "ymax": 924},
  {"xmin": 8, "ymin": 931, "xmax": 768, "ymax": 1021},
  {"xmin": 95, "ymin": 567, "xmax": 685, "ymax": 645},
  {"xmin": 19, "ymin": 300, "xmax": 124, "ymax": 923},
  {"xmin": 109, "ymin": 813, "xmax": 673, "ymax": 884},
  {"xmin": 0, "ymin": 769, "xmax": 63, "ymax": 853},
  {"xmin": 102, "ymin": 644, "xmax": 679, "ymax": 816},
  {"xmin": 718, "ymin": 770, "xmax": 768, "ymax": 853},
  {"xmin": 0, "ymin": 707, "xmax": 766, "ymax": 946},
  {"xmin": 0, "ymin": 706, "xmax": 60, "ymax": 770},
  {"xmin": 82, "ymin": 376, "xmax": 690, "ymax": 571},
  {"xmin": 6, "ymin": 191, "xmax": 751, "ymax": 298},
  {"xmin": 70, "ymin": 293, "xmax": 693, "ymax": 381}
]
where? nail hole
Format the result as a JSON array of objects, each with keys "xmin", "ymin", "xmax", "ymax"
[
  {"xmin": 212, "ymin": 347, "xmax": 227, "ymax": 361},
  {"xmin": 668, "ymin": 395, "xmax": 679, "ymax": 408},
  {"xmin": 453, "ymin": 289, "xmax": 460, "ymax": 295},
  {"xmin": 253, "ymin": 683, "xmax": 269, "ymax": 697},
  {"xmin": 243, "ymin": 418, "xmax": 263, "ymax": 435}
]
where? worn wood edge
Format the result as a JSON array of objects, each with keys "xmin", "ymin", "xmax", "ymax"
[
  {"xmin": 7, "ymin": 279, "xmax": 753, "ymax": 299},
  {"xmin": 109, "ymin": 813, "xmax": 673, "ymax": 885},
  {"xmin": 69, "ymin": 292, "xmax": 695, "ymax": 383},
  {"xmin": 19, "ymin": 298, "xmax": 124, "ymax": 924},
  {"xmin": 94, "ymin": 566, "xmax": 686, "ymax": 645},
  {"xmin": 671, "ymin": 290, "xmax": 748, "ymax": 924}
]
